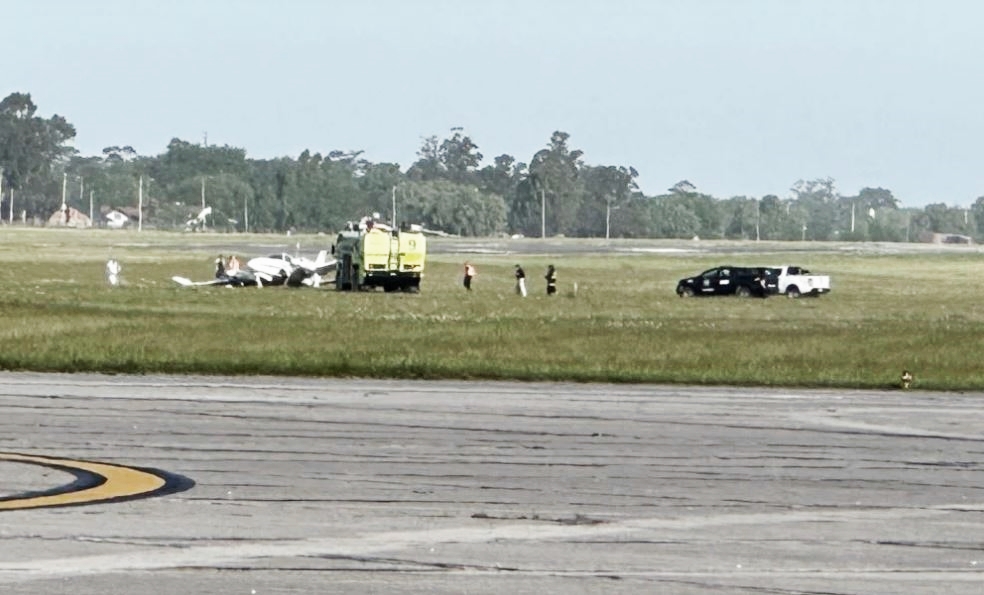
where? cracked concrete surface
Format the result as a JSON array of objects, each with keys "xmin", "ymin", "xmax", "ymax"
[{"xmin": 0, "ymin": 373, "xmax": 982, "ymax": 594}]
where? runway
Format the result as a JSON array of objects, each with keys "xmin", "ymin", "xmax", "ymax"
[{"xmin": 0, "ymin": 372, "xmax": 982, "ymax": 594}]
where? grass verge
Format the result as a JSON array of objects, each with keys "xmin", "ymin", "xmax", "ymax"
[{"xmin": 0, "ymin": 228, "xmax": 981, "ymax": 390}]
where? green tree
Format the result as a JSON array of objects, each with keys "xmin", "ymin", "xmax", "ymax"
[
  {"xmin": 399, "ymin": 180, "xmax": 506, "ymax": 236},
  {"xmin": 791, "ymin": 178, "xmax": 839, "ymax": 240},
  {"xmin": 867, "ymin": 207, "xmax": 910, "ymax": 242},
  {"xmin": 651, "ymin": 194, "xmax": 701, "ymax": 238},
  {"xmin": 509, "ymin": 170, "xmax": 540, "ymax": 236},
  {"xmin": 756, "ymin": 194, "xmax": 787, "ymax": 240},
  {"xmin": 972, "ymin": 196, "xmax": 984, "ymax": 240},
  {"xmin": 921, "ymin": 202, "xmax": 969, "ymax": 235},
  {"xmin": 578, "ymin": 165, "xmax": 639, "ymax": 238},
  {"xmin": 170, "ymin": 173, "xmax": 254, "ymax": 231},
  {"xmin": 613, "ymin": 194, "xmax": 657, "ymax": 238},
  {"xmin": 528, "ymin": 131, "xmax": 584, "ymax": 236},
  {"xmin": 479, "ymin": 154, "xmax": 519, "ymax": 202},
  {"xmin": 439, "ymin": 128, "xmax": 483, "ymax": 185},
  {"xmin": 360, "ymin": 162, "xmax": 405, "ymax": 224},
  {"xmin": 721, "ymin": 196, "xmax": 760, "ymax": 240},
  {"xmin": 151, "ymin": 138, "xmax": 248, "ymax": 194},
  {"xmin": 406, "ymin": 135, "xmax": 443, "ymax": 182},
  {"xmin": 0, "ymin": 93, "xmax": 76, "ymax": 219}
]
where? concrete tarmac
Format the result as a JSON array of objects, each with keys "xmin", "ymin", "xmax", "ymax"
[{"xmin": 0, "ymin": 372, "xmax": 982, "ymax": 594}]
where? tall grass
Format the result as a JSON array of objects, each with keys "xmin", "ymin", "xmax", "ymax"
[{"xmin": 1, "ymin": 228, "xmax": 983, "ymax": 389}]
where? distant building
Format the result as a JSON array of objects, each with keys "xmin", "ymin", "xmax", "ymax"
[
  {"xmin": 46, "ymin": 205, "xmax": 92, "ymax": 228},
  {"xmin": 104, "ymin": 210, "xmax": 130, "ymax": 229}
]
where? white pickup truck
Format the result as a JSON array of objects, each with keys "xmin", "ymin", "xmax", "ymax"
[{"xmin": 772, "ymin": 265, "xmax": 831, "ymax": 298}]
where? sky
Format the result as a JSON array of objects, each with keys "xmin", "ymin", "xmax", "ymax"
[{"xmin": 6, "ymin": 0, "xmax": 984, "ymax": 206}]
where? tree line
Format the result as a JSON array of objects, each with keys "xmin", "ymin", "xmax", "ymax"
[{"xmin": 1, "ymin": 92, "xmax": 982, "ymax": 241}]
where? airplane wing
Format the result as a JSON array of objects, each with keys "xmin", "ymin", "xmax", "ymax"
[
  {"xmin": 312, "ymin": 250, "xmax": 337, "ymax": 276},
  {"xmin": 172, "ymin": 276, "xmax": 228, "ymax": 287},
  {"xmin": 174, "ymin": 269, "xmax": 267, "ymax": 288},
  {"xmin": 314, "ymin": 258, "xmax": 337, "ymax": 276}
]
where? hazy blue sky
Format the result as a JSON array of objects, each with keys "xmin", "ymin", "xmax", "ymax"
[{"xmin": 7, "ymin": 0, "xmax": 984, "ymax": 206}]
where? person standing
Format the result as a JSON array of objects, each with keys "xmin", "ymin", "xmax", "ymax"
[
  {"xmin": 463, "ymin": 262, "xmax": 476, "ymax": 290},
  {"xmin": 514, "ymin": 264, "xmax": 527, "ymax": 297},
  {"xmin": 545, "ymin": 264, "xmax": 557, "ymax": 296},
  {"xmin": 215, "ymin": 255, "xmax": 227, "ymax": 279},
  {"xmin": 105, "ymin": 258, "xmax": 122, "ymax": 286}
]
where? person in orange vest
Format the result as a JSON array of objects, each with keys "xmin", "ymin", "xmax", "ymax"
[{"xmin": 463, "ymin": 262, "xmax": 476, "ymax": 290}]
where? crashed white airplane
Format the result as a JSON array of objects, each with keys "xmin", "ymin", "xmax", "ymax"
[
  {"xmin": 172, "ymin": 250, "xmax": 335, "ymax": 288},
  {"xmin": 247, "ymin": 250, "xmax": 335, "ymax": 287}
]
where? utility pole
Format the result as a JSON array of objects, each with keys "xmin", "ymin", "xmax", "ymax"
[
  {"xmin": 755, "ymin": 199, "xmax": 760, "ymax": 242},
  {"xmin": 605, "ymin": 200, "xmax": 611, "ymax": 240},
  {"xmin": 391, "ymin": 185, "xmax": 397, "ymax": 229},
  {"xmin": 244, "ymin": 195, "xmax": 248, "ymax": 233},
  {"xmin": 201, "ymin": 176, "xmax": 206, "ymax": 209},
  {"xmin": 89, "ymin": 190, "xmax": 94, "ymax": 223},
  {"xmin": 138, "ymin": 175, "xmax": 143, "ymax": 232},
  {"xmin": 850, "ymin": 202, "xmax": 855, "ymax": 233},
  {"xmin": 541, "ymin": 188, "xmax": 546, "ymax": 239},
  {"xmin": 61, "ymin": 172, "xmax": 67, "ymax": 209},
  {"xmin": 8, "ymin": 188, "xmax": 13, "ymax": 225}
]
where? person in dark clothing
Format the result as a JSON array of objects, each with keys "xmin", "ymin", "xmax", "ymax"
[
  {"xmin": 545, "ymin": 264, "xmax": 557, "ymax": 295},
  {"xmin": 215, "ymin": 255, "xmax": 227, "ymax": 279},
  {"xmin": 514, "ymin": 264, "xmax": 527, "ymax": 297},
  {"xmin": 463, "ymin": 262, "xmax": 475, "ymax": 290}
]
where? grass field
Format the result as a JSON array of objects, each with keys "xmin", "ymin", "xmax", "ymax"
[{"xmin": 1, "ymin": 228, "xmax": 982, "ymax": 390}]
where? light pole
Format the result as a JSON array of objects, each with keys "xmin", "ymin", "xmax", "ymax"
[
  {"xmin": 137, "ymin": 175, "xmax": 143, "ymax": 232},
  {"xmin": 605, "ymin": 194, "xmax": 612, "ymax": 240},
  {"xmin": 540, "ymin": 188, "xmax": 546, "ymax": 239},
  {"xmin": 392, "ymin": 185, "xmax": 397, "ymax": 229},
  {"xmin": 755, "ymin": 199, "xmax": 760, "ymax": 242}
]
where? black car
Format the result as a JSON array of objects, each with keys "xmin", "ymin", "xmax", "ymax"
[{"xmin": 676, "ymin": 266, "xmax": 779, "ymax": 298}]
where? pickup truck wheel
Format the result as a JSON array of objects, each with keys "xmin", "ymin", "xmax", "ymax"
[
  {"xmin": 678, "ymin": 286, "xmax": 694, "ymax": 297},
  {"xmin": 786, "ymin": 286, "xmax": 801, "ymax": 299},
  {"xmin": 736, "ymin": 286, "xmax": 752, "ymax": 298}
]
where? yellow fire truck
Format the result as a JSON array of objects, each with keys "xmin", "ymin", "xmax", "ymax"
[{"xmin": 333, "ymin": 223, "xmax": 426, "ymax": 292}]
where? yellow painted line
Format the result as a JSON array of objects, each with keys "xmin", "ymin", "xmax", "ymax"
[{"xmin": 0, "ymin": 453, "xmax": 166, "ymax": 510}]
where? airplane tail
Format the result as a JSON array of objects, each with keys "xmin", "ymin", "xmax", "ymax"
[{"xmin": 313, "ymin": 249, "xmax": 337, "ymax": 276}]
